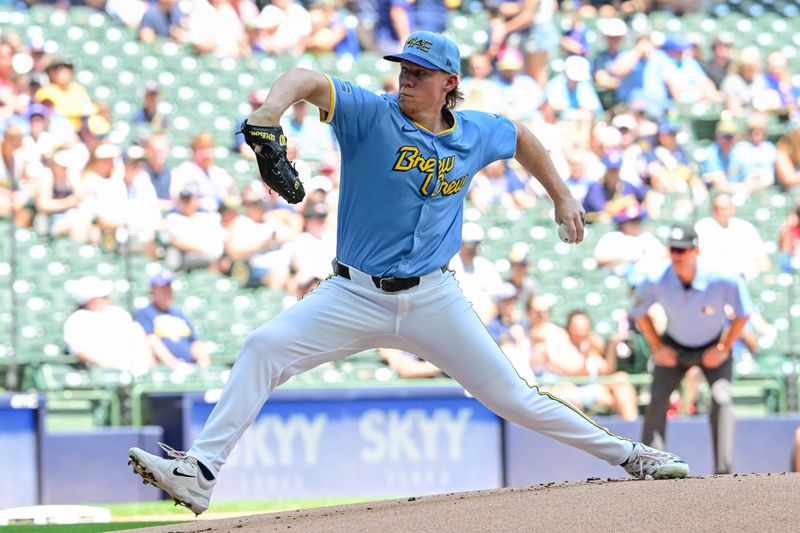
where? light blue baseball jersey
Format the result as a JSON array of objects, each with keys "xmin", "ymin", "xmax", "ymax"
[
  {"xmin": 320, "ymin": 75, "xmax": 518, "ymax": 278},
  {"xmin": 630, "ymin": 259, "xmax": 753, "ymax": 347}
]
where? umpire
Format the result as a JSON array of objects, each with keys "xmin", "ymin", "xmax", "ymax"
[{"xmin": 632, "ymin": 224, "xmax": 753, "ymax": 474}]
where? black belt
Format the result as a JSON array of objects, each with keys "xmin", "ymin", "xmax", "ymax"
[{"xmin": 333, "ymin": 259, "xmax": 447, "ymax": 293}]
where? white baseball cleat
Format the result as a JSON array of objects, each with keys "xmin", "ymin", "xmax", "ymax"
[
  {"xmin": 622, "ymin": 442, "xmax": 690, "ymax": 480},
  {"xmin": 128, "ymin": 442, "xmax": 215, "ymax": 515}
]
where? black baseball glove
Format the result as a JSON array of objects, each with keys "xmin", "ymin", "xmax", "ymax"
[{"xmin": 239, "ymin": 120, "xmax": 305, "ymax": 204}]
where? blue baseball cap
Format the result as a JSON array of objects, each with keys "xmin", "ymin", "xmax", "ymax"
[
  {"xmin": 150, "ymin": 268, "xmax": 175, "ymax": 287},
  {"xmin": 662, "ymin": 34, "xmax": 690, "ymax": 53},
  {"xmin": 603, "ymin": 150, "xmax": 624, "ymax": 169},
  {"xmin": 384, "ymin": 31, "xmax": 460, "ymax": 75}
]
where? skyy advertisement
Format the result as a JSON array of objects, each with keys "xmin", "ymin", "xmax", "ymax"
[{"xmin": 187, "ymin": 389, "xmax": 503, "ymax": 500}]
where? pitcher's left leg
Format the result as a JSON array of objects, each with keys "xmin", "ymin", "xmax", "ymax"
[{"xmin": 399, "ymin": 276, "xmax": 633, "ymax": 465}]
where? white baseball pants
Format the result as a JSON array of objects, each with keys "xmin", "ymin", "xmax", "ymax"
[{"xmin": 189, "ymin": 266, "xmax": 634, "ymax": 474}]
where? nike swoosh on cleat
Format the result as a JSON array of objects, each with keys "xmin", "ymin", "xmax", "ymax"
[{"xmin": 173, "ymin": 467, "xmax": 195, "ymax": 478}]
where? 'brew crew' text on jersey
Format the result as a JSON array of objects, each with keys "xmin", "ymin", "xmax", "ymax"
[{"xmin": 320, "ymin": 75, "xmax": 517, "ymax": 278}]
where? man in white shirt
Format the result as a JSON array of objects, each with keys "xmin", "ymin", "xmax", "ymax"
[
  {"xmin": 63, "ymin": 276, "xmax": 152, "ymax": 375},
  {"xmin": 170, "ymin": 133, "xmax": 236, "ymax": 212},
  {"xmin": 449, "ymin": 222, "xmax": 503, "ymax": 318},
  {"xmin": 694, "ymin": 193, "xmax": 770, "ymax": 280},
  {"xmin": 593, "ymin": 203, "xmax": 667, "ymax": 278}
]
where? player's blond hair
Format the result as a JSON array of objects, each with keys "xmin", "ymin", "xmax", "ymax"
[{"xmin": 444, "ymin": 86, "xmax": 464, "ymax": 110}]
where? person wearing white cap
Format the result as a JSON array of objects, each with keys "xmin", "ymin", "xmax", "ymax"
[
  {"xmin": 63, "ymin": 276, "xmax": 153, "ymax": 374},
  {"xmin": 545, "ymin": 55, "xmax": 602, "ymax": 118},
  {"xmin": 593, "ymin": 17, "xmax": 628, "ymax": 93},
  {"xmin": 78, "ymin": 142, "xmax": 128, "ymax": 245},
  {"xmin": 449, "ymin": 222, "xmax": 503, "ymax": 321}
]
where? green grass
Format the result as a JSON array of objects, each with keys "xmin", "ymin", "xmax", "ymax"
[
  {"xmin": 103, "ymin": 496, "xmax": 380, "ymax": 517},
  {"xmin": 0, "ymin": 523, "xmax": 174, "ymax": 532},
  {"xmin": 0, "ymin": 497, "xmax": 385, "ymax": 531}
]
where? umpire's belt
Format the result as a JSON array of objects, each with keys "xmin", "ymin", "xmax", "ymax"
[{"xmin": 333, "ymin": 259, "xmax": 447, "ymax": 293}]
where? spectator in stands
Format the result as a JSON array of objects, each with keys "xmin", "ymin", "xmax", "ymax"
[
  {"xmin": 559, "ymin": 13, "xmax": 590, "ymax": 58},
  {"xmin": 695, "ymin": 193, "xmax": 770, "ymax": 281},
  {"xmin": 118, "ymin": 145, "xmax": 163, "ymax": 254},
  {"xmin": 139, "ymin": 0, "xmax": 188, "ymax": 44},
  {"xmin": 305, "ymin": 0, "xmax": 360, "ymax": 57},
  {"xmin": 63, "ymin": 275, "xmax": 153, "ymax": 375},
  {"xmin": 700, "ymin": 33, "xmax": 734, "ymax": 90},
  {"xmin": 488, "ymin": 0, "xmax": 559, "ymax": 87},
  {"xmin": 487, "ymin": 282, "xmax": 521, "ymax": 344},
  {"xmin": 545, "ymin": 55, "xmax": 602, "ymax": 119},
  {"xmin": 449, "ymin": 222, "xmax": 503, "ymax": 316},
  {"xmin": 592, "ymin": 17, "xmax": 628, "ymax": 96},
  {"xmin": 468, "ymin": 159, "xmax": 534, "ymax": 212},
  {"xmin": 105, "ymin": 0, "xmax": 149, "ymax": 30},
  {"xmin": 459, "ymin": 52, "xmax": 501, "ymax": 113},
  {"xmin": 593, "ymin": 202, "xmax": 666, "ymax": 277},
  {"xmin": 505, "ymin": 242, "xmax": 536, "ymax": 308},
  {"xmin": 134, "ymin": 268, "xmax": 211, "ymax": 370},
  {"xmin": 775, "ymin": 128, "xmax": 800, "ymax": 192},
  {"xmin": 583, "ymin": 150, "xmax": 644, "ymax": 223},
  {"xmin": 562, "ymin": 149, "xmax": 593, "ymax": 203},
  {"xmin": 778, "ymin": 202, "xmax": 800, "ymax": 271},
  {"xmin": 286, "ymin": 199, "xmax": 337, "ymax": 289},
  {"xmin": 526, "ymin": 295, "xmax": 634, "ymax": 419},
  {"xmin": 612, "ymin": 32, "xmax": 676, "ymax": 116},
  {"xmin": 23, "ymin": 103, "xmax": 56, "ymax": 163},
  {"xmin": 34, "ymin": 57, "xmax": 94, "ymax": 131},
  {"xmin": 700, "ymin": 120, "xmax": 741, "ymax": 193},
  {"xmin": 133, "ymin": 81, "xmax": 169, "ymax": 132},
  {"xmin": 492, "ymin": 48, "xmax": 544, "ymax": 122},
  {"xmin": 230, "ymin": 0, "xmax": 260, "ymax": 24},
  {"xmin": 225, "ymin": 187, "xmax": 294, "ymax": 288},
  {"xmin": 373, "ymin": 0, "xmax": 411, "ymax": 55},
  {"xmin": 79, "ymin": 143, "xmax": 125, "ymax": 243},
  {"xmin": 143, "ymin": 132, "xmax": 175, "ymax": 211},
  {"xmin": 641, "ymin": 119, "xmax": 705, "ymax": 203},
  {"xmin": 0, "ymin": 124, "xmax": 34, "ymax": 226},
  {"xmin": 632, "ymin": 224, "xmax": 753, "ymax": 474},
  {"xmin": 257, "ymin": 0, "xmax": 312, "ymax": 56},
  {"xmin": 35, "ymin": 147, "xmax": 90, "ymax": 240},
  {"xmin": 72, "ymin": 114, "xmax": 112, "ymax": 171},
  {"xmin": 378, "ymin": 348, "xmax": 444, "ymax": 378},
  {"xmin": 612, "ymin": 112, "xmax": 646, "ymax": 187},
  {"xmin": 280, "ymin": 100, "xmax": 337, "ymax": 168},
  {"xmin": 187, "ymin": 0, "xmax": 249, "ymax": 58},
  {"xmin": 661, "ymin": 33, "xmax": 720, "ymax": 107},
  {"xmin": 762, "ymin": 50, "xmax": 800, "ymax": 119},
  {"xmin": 727, "ymin": 113, "xmax": 776, "ymax": 192},
  {"xmin": 170, "ymin": 133, "xmax": 236, "ymax": 212},
  {"xmin": 163, "ymin": 184, "xmax": 227, "ymax": 272},
  {"xmin": 486, "ymin": 282, "xmax": 535, "ymax": 385},
  {"xmin": 565, "ymin": 310, "xmax": 639, "ymax": 421},
  {"xmin": 720, "ymin": 47, "xmax": 768, "ymax": 117}
]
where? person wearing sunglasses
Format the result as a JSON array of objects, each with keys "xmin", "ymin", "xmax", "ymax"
[{"xmin": 630, "ymin": 224, "xmax": 753, "ymax": 475}]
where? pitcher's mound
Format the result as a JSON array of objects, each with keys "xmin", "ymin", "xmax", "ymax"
[{"xmin": 139, "ymin": 473, "xmax": 800, "ymax": 532}]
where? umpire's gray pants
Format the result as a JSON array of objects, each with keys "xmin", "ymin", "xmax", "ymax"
[{"xmin": 641, "ymin": 335, "xmax": 734, "ymax": 474}]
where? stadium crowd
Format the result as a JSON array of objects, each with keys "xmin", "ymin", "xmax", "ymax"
[{"xmin": 1, "ymin": 0, "xmax": 800, "ymax": 427}]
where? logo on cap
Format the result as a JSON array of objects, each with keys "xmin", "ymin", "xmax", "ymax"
[{"xmin": 405, "ymin": 37, "xmax": 433, "ymax": 53}]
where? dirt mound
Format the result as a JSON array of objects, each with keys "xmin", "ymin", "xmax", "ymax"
[{"xmin": 137, "ymin": 473, "xmax": 800, "ymax": 533}]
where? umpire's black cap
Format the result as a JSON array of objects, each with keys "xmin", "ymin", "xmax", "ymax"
[{"xmin": 668, "ymin": 224, "xmax": 698, "ymax": 249}]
